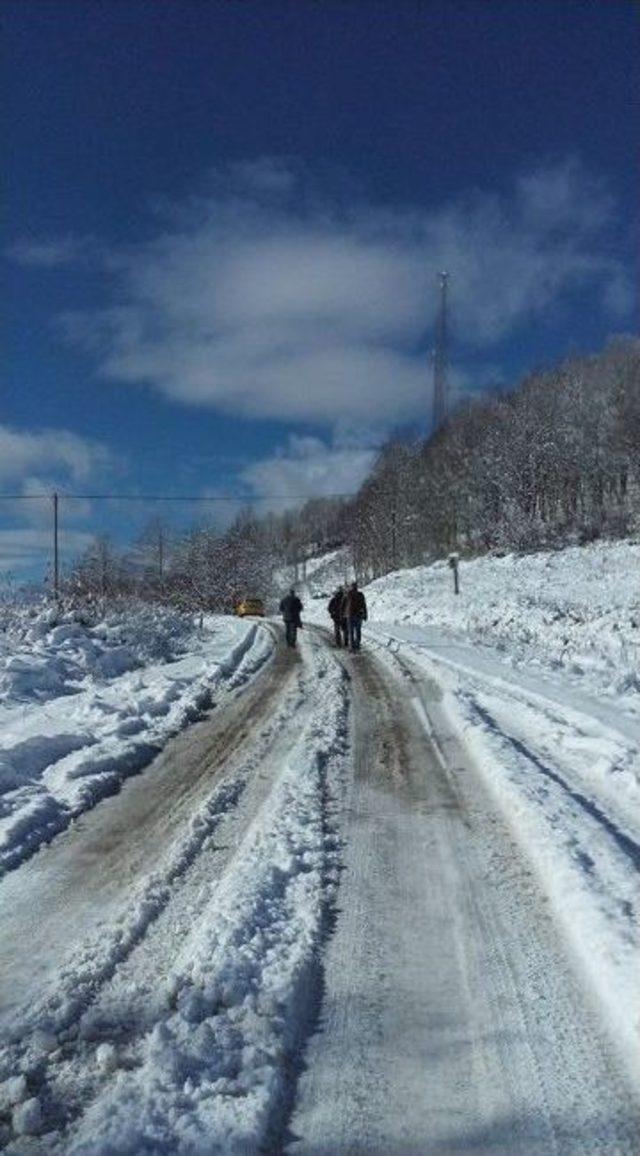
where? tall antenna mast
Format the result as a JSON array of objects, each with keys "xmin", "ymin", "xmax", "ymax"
[{"xmin": 432, "ymin": 270, "xmax": 450, "ymax": 431}]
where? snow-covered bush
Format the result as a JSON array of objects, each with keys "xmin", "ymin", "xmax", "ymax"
[{"xmin": 0, "ymin": 599, "xmax": 197, "ymax": 705}]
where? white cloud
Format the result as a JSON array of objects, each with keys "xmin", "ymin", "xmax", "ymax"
[
  {"xmin": 242, "ymin": 435, "xmax": 377, "ymax": 513},
  {"xmin": 515, "ymin": 158, "xmax": 612, "ymax": 234},
  {"xmin": 35, "ymin": 160, "xmax": 633, "ymax": 425},
  {"xmin": 9, "ymin": 236, "xmax": 99, "ymax": 268},
  {"xmin": 0, "ymin": 424, "xmax": 111, "ymax": 489},
  {"xmin": 0, "ymin": 528, "xmax": 93, "ymax": 576},
  {"xmin": 0, "ymin": 426, "xmax": 114, "ymax": 571}
]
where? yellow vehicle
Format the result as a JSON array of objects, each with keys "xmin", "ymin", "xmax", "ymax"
[{"xmin": 235, "ymin": 597, "xmax": 265, "ymax": 618}]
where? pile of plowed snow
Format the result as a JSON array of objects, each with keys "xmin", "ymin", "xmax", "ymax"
[
  {"xmin": 0, "ymin": 602, "xmax": 272, "ymax": 876},
  {"xmin": 0, "ymin": 602, "xmax": 197, "ymax": 703}
]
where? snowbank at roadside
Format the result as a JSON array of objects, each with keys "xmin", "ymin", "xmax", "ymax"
[
  {"xmin": 363, "ymin": 540, "xmax": 640, "ymax": 715},
  {"xmin": 434, "ymin": 671, "xmax": 640, "ymax": 1081},
  {"xmin": 0, "ymin": 602, "xmax": 195, "ymax": 704},
  {"xmin": 0, "ymin": 602, "xmax": 272, "ymax": 877}
]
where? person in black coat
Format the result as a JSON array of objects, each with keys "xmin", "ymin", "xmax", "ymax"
[
  {"xmin": 342, "ymin": 581, "xmax": 367, "ymax": 652},
  {"xmin": 327, "ymin": 586, "xmax": 347, "ymax": 647},
  {"xmin": 279, "ymin": 588, "xmax": 303, "ymax": 647}
]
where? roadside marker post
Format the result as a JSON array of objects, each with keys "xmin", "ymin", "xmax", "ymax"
[{"xmin": 448, "ymin": 552, "xmax": 460, "ymax": 595}]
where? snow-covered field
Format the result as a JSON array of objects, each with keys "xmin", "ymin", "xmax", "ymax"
[
  {"xmin": 363, "ymin": 539, "xmax": 640, "ymax": 716},
  {"xmin": 0, "ymin": 602, "xmax": 272, "ymax": 878}
]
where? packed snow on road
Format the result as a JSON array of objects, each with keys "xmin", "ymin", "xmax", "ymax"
[
  {"xmin": 0, "ymin": 539, "xmax": 638, "ymax": 1153},
  {"xmin": 308, "ymin": 540, "xmax": 640, "ymax": 1101}
]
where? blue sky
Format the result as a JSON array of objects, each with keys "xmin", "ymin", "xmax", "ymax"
[{"xmin": 2, "ymin": 0, "xmax": 637, "ymax": 578}]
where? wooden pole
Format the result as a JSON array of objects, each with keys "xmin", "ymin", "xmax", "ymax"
[
  {"xmin": 53, "ymin": 492, "xmax": 59, "ymax": 600},
  {"xmin": 448, "ymin": 552, "xmax": 459, "ymax": 595}
]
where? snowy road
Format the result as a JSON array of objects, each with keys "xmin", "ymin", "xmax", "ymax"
[
  {"xmin": 366, "ymin": 623, "xmax": 640, "ymax": 1077},
  {"xmin": 286, "ymin": 632, "xmax": 638, "ymax": 1155},
  {"xmin": 0, "ymin": 621, "xmax": 638, "ymax": 1152},
  {"xmin": 0, "ymin": 633, "xmax": 301, "ymax": 1024}
]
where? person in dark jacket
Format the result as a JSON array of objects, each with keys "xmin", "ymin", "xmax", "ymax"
[
  {"xmin": 327, "ymin": 586, "xmax": 347, "ymax": 647},
  {"xmin": 279, "ymin": 588, "xmax": 303, "ymax": 647},
  {"xmin": 343, "ymin": 581, "xmax": 367, "ymax": 652}
]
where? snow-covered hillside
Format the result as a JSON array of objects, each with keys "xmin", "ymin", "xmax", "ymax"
[
  {"xmin": 371, "ymin": 541, "xmax": 640, "ymax": 709},
  {"xmin": 0, "ymin": 602, "xmax": 272, "ymax": 877},
  {"xmin": 307, "ymin": 540, "xmax": 640, "ymax": 715}
]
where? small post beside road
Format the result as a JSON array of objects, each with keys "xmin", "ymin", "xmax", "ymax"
[
  {"xmin": 53, "ymin": 491, "xmax": 60, "ymax": 601},
  {"xmin": 448, "ymin": 551, "xmax": 460, "ymax": 595}
]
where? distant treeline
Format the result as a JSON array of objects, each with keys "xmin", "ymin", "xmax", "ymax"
[{"xmin": 67, "ymin": 339, "xmax": 639, "ymax": 606}]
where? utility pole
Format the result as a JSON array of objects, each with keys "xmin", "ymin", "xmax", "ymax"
[
  {"xmin": 432, "ymin": 271, "xmax": 450, "ymax": 431},
  {"xmin": 53, "ymin": 491, "xmax": 59, "ymax": 601},
  {"xmin": 158, "ymin": 524, "xmax": 164, "ymax": 584}
]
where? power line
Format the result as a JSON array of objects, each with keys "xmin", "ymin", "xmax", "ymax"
[
  {"xmin": 0, "ymin": 491, "xmax": 355, "ymax": 503},
  {"xmin": 0, "ymin": 488, "xmax": 357, "ymax": 598}
]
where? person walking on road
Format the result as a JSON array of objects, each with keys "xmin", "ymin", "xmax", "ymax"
[
  {"xmin": 327, "ymin": 586, "xmax": 347, "ymax": 647},
  {"xmin": 343, "ymin": 581, "xmax": 367, "ymax": 652},
  {"xmin": 279, "ymin": 588, "xmax": 303, "ymax": 648}
]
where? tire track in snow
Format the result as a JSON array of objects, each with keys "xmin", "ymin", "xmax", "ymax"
[
  {"xmin": 469, "ymin": 697, "xmax": 640, "ymax": 873},
  {"xmin": 287, "ymin": 634, "xmax": 639, "ymax": 1154},
  {"xmin": 0, "ymin": 621, "xmax": 270, "ymax": 882},
  {"xmin": 0, "ymin": 630, "xmax": 301, "ymax": 1137},
  {"xmin": 371, "ymin": 628, "xmax": 640, "ymax": 871},
  {"xmin": 372, "ymin": 625, "xmax": 640, "ymax": 748},
  {"xmin": 373, "ymin": 632, "xmax": 640, "ymax": 1087},
  {"xmin": 391, "ymin": 649, "xmax": 640, "ymax": 1087},
  {"xmin": 374, "ymin": 626, "xmax": 640, "ymax": 809},
  {"xmin": 0, "ymin": 629, "xmax": 351, "ymax": 1154}
]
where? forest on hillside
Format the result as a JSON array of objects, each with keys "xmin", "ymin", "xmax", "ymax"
[
  {"xmin": 349, "ymin": 337, "xmax": 639, "ymax": 580},
  {"xmin": 67, "ymin": 338, "xmax": 640, "ymax": 607}
]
